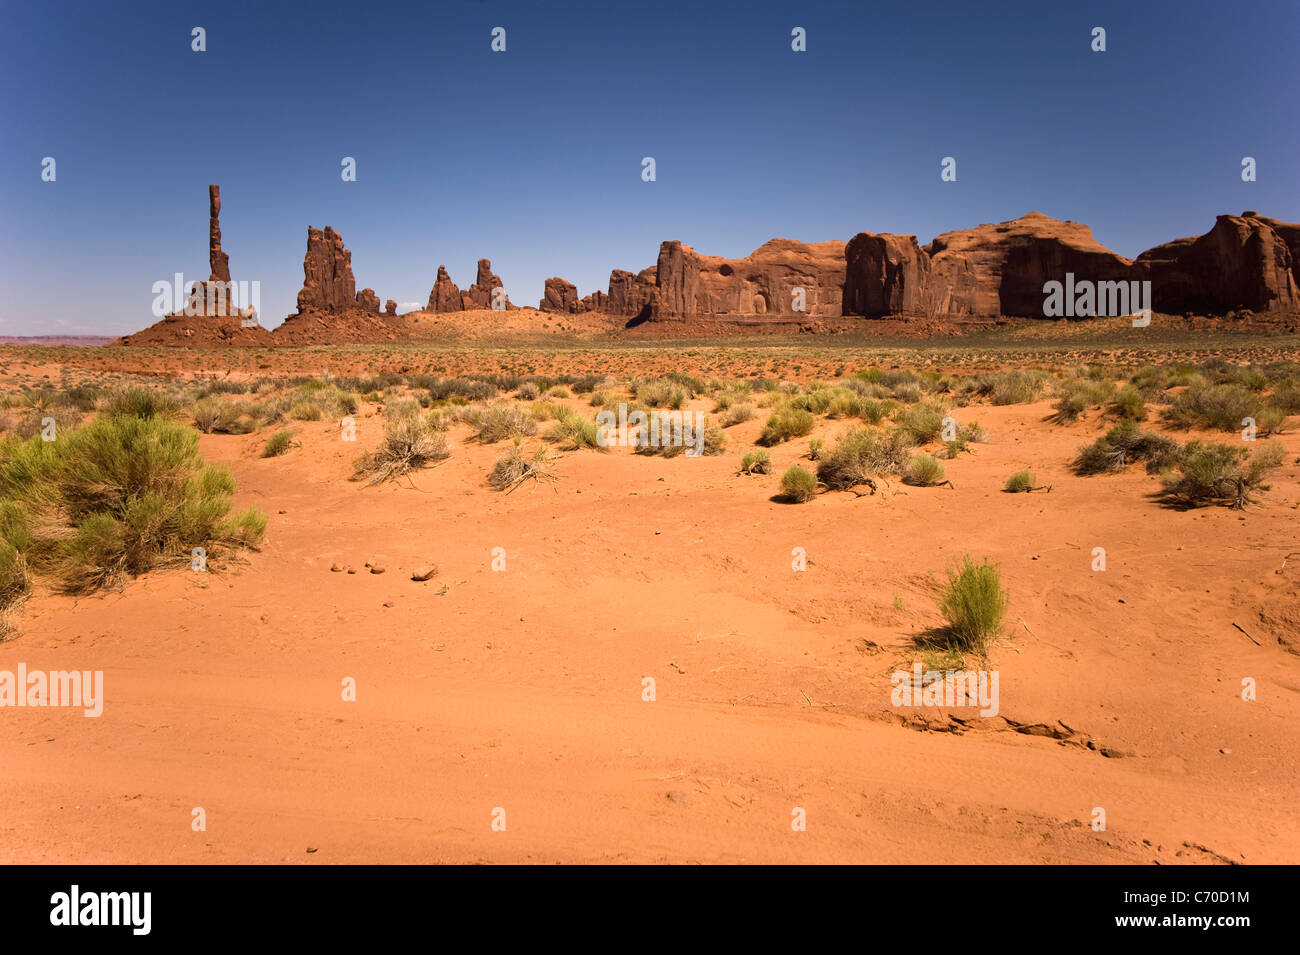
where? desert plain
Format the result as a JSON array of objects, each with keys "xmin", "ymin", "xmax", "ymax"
[{"xmin": 0, "ymin": 318, "xmax": 1298, "ymax": 865}]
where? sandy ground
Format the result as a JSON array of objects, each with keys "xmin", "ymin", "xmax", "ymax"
[{"xmin": 2, "ymin": 354, "xmax": 1299, "ymax": 864}]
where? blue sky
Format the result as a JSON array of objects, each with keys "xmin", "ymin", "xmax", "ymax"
[{"xmin": 1, "ymin": 0, "xmax": 1296, "ymax": 335}]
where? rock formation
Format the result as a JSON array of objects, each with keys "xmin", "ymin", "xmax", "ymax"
[
  {"xmin": 916, "ymin": 212, "xmax": 1139, "ymax": 319},
  {"xmin": 427, "ymin": 259, "xmax": 512, "ymax": 311},
  {"xmin": 464, "ymin": 258, "xmax": 509, "ymax": 309},
  {"xmin": 296, "ymin": 227, "xmax": 358, "ymax": 313},
  {"xmin": 355, "ymin": 288, "xmax": 381, "ymax": 313},
  {"xmin": 120, "ymin": 185, "xmax": 272, "ymax": 346},
  {"xmin": 540, "ymin": 277, "xmax": 581, "ymax": 313},
  {"xmin": 208, "ymin": 184, "xmax": 230, "ymax": 284},
  {"xmin": 385, "ymin": 299, "xmax": 397, "ymax": 316},
  {"xmin": 1137, "ymin": 213, "xmax": 1300, "ymax": 314},
  {"xmin": 649, "ymin": 239, "xmax": 845, "ymax": 320},
  {"xmin": 844, "ymin": 233, "xmax": 930, "ymax": 317},
  {"xmin": 605, "ymin": 268, "xmax": 657, "ymax": 318},
  {"xmin": 427, "ymin": 265, "xmax": 462, "ymax": 312}
]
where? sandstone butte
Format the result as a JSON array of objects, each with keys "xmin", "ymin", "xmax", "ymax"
[{"xmin": 117, "ymin": 188, "xmax": 1300, "ymax": 347}]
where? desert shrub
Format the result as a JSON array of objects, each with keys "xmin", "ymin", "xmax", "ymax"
[
  {"xmin": 353, "ymin": 400, "xmax": 450, "ymax": 485},
  {"xmin": 1160, "ymin": 440, "xmax": 1284, "ymax": 509},
  {"xmin": 58, "ymin": 384, "xmax": 102, "ymax": 411},
  {"xmin": 195, "ymin": 380, "xmax": 249, "ymax": 398},
  {"xmin": 0, "ymin": 540, "xmax": 30, "ymax": 635},
  {"xmin": 937, "ymin": 554, "xmax": 1008, "ymax": 656},
  {"xmin": 722, "ymin": 402, "xmax": 755, "ymax": 427},
  {"xmin": 1253, "ymin": 405, "xmax": 1290, "ymax": 435},
  {"xmin": 635, "ymin": 378, "xmax": 688, "ymax": 409},
  {"xmin": 289, "ymin": 401, "xmax": 324, "ymax": 421},
  {"xmin": 741, "ymin": 449, "xmax": 771, "ymax": 474},
  {"xmin": 781, "ymin": 465, "xmax": 817, "ymax": 502},
  {"xmin": 588, "ymin": 390, "xmax": 609, "ymax": 407},
  {"xmin": 808, "ymin": 437, "xmax": 824, "ymax": 460},
  {"xmin": 816, "ymin": 427, "xmax": 912, "ymax": 491},
  {"xmin": 699, "ymin": 425, "xmax": 727, "ymax": 456},
  {"xmin": 895, "ymin": 401, "xmax": 947, "ymax": 444},
  {"xmin": 193, "ymin": 398, "xmax": 254, "ymax": 434},
  {"xmin": 546, "ymin": 409, "xmax": 606, "ymax": 451},
  {"xmin": 466, "ymin": 403, "xmax": 537, "ymax": 443},
  {"xmin": 903, "ymin": 453, "xmax": 946, "ymax": 487},
  {"xmin": 1072, "ymin": 422, "xmax": 1179, "ymax": 476},
  {"xmin": 891, "ymin": 381, "xmax": 923, "ymax": 404},
  {"xmin": 1110, "ymin": 384, "xmax": 1147, "ymax": 421},
  {"xmin": 990, "ymin": 370, "xmax": 1050, "ymax": 406},
  {"xmin": 427, "ymin": 378, "xmax": 498, "ymax": 402},
  {"xmin": 758, "ymin": 407, "xmax": 816, "ymax": 445},
  {"xmin": 858, "ymin": 398, "xmax": 894, "ymax": 425},
  {"xmin": 0, "ymin": 416, "xmax": 264, "ymax": 596},
  {"xmin": 1164, "ymin": 383, "xmax": 1261, "ymax": 431},
  {"xmin": 14, "ymin": 405, "xmax": 82, "ymax": 440},
  {"xmin": 262, "ymin": 430, "xmax": 295, "ymax": 458},
  {"xmin": 1269, "ymin": 381, "xmax": 1300, "ymax": 413},
  {"xmin": 489, "ymin": 440, "xmax": 557, "ymax": 492},
  {"xmin": 712, "ymin": 382, "xmax": 753, "ymax": 412},
  {"xmin": 546, "ymin": 385, "xmax": 571, "ymax": 399},
  {"xmin": 101, "ymin": 387, "xmax": 181, "ymax": 419},
  {"xmin": 1050, "ymin": 379, "xmax": 1114, "ymax": 424},
  {"xmin": 1003, "ymin": 470, "xmax": 1036, "ymax": 493},
  {"xmin": 515, "ymin": 381, "xmax": 540, "ymax": 401}
]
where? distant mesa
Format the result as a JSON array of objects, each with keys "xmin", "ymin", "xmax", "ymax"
[{"xmin": 118, "ymin": 186, "xmax": 1300, "ymax": 347}]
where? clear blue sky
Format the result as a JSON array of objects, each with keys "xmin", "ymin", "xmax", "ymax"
[{"xmin": 1, "ymin": 0, "xmax": 1296, "ymax": 335}]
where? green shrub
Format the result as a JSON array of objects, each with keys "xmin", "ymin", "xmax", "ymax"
[
  {"xmin": 1111, "ymin": 384, "xmax": 1147, "ymax": 421},
  {"xmin": 903, "ymin": 453, "xmax": 947, "ymax": 487},
  {"xmin": 0, "ymin": 416, "xmax": 265, "ymax": 597},
  {"xmin": 895, "ymin": 401, "xmax": 947, "ymax": 444},
  {"xmin": 1072, "ymin": 422, "xmax": 1179, "ymax": 475},
  {"xmin": 262, "ymin": 430, "xmax": 295, "ymax": 458},
  {"xmin": 722, "ymin": 402, "xmax": 755, "ymax": 427},
  {"xmin": 102, "ymin": 387, "xmax": 181, "ymax": 419},
  {"xmin": 1003, "ymin": 470, "xmax": 1036, "ymax": 493},
  {"xmin": 546, "ymin": 409, "xmax": 606, "ymax": 451},
  {"xmin": 937, "ymin": 555, "xmax": 1008, "ymax": 656},
  {"xmin": 781, "ymin": 465, "xmax": 817, "ymax": 502},
  {"xmin": 990, "ymin": 370, "xmax": 1050, "ymax": 406},
  {"xmin": 1165, "ymin": 383, "xmax": 1261, "ymax": 431},
  {"xmin": 741, "ymin": 449, "xmax": 771, "ymax": 474},
  {"xmin": 759, "ymin": 407, "xmax": 816, "ymax": 445}
]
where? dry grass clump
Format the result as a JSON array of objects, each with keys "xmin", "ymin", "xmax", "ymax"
[
  {"xmin": 352, "ymin": 398, "xmax": 450, "ymax": 485},
  {"xmin": 463, "ymin": 403, "xmax": 538, "ymax": 443},
  {"xmin": 1159, "ymin": 440, "xmax": 1284, "ymax": 509},
  {"xmin": 816, "ymin": 427, "xmax": 912, "ymax": 492},
  {"xmin": 489, "ymin": 439, "xmax": 559, "ymax": 492}
]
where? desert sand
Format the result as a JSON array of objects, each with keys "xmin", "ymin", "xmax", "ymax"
[{"xmin": 1, "ymin": 332, "xmax": 1298, "ymax": 865}]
